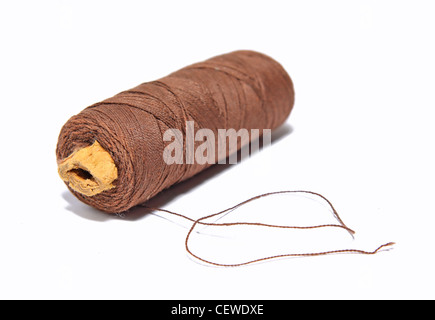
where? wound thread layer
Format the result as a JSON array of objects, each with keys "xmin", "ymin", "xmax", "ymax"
[{"xmin": 56, "ymin": 50, "xmax": 294, "ymax": 213}]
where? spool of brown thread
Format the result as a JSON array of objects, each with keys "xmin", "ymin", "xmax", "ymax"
[
  {"xmin": 57, "ymin": 50, "xmax": 294, "ymax": 213},
  {"xmin": 57, "ymin": 50, "xmax": 395, "ymax": 266}
]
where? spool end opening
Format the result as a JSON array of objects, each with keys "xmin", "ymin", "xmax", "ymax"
[{"xmin": 58, "ymin": 141, "xmax": 118, "ymax": 197}]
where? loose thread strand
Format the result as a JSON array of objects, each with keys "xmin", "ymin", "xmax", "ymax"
[{"xmin": 143, "ymin": 190, "xmax": 394, "ymax": 267}]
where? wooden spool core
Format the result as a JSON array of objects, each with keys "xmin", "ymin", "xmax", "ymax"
[{"xmin": 58, "ymin": 141, "xmax": 118, "ymax": 196}]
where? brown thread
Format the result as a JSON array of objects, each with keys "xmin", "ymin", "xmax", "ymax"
[
  {"xmin": 144, "ymin": 191, "xmax": 395, "ymax": 267},
  {"xmin": 56, "ymin": 51, "xmax": 394, "ymax": 265},
  {"xmin": 57, "ymin": 50, "xmax": 294, "ymax": 213}
]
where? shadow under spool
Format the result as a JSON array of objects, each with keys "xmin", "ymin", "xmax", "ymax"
[{"xmin": 56, "ymin": 50, "xmax": 295, "ymax": 213}]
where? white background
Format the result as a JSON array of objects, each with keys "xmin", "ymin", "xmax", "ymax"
[{"xmin": 1, "ymin": 0, "xmax": 434, "ymax": 300}]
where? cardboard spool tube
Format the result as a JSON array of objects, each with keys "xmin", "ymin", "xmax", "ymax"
[{"xmin": 58, "ymin": 141, "xmax": 117, "ymax": 197}]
